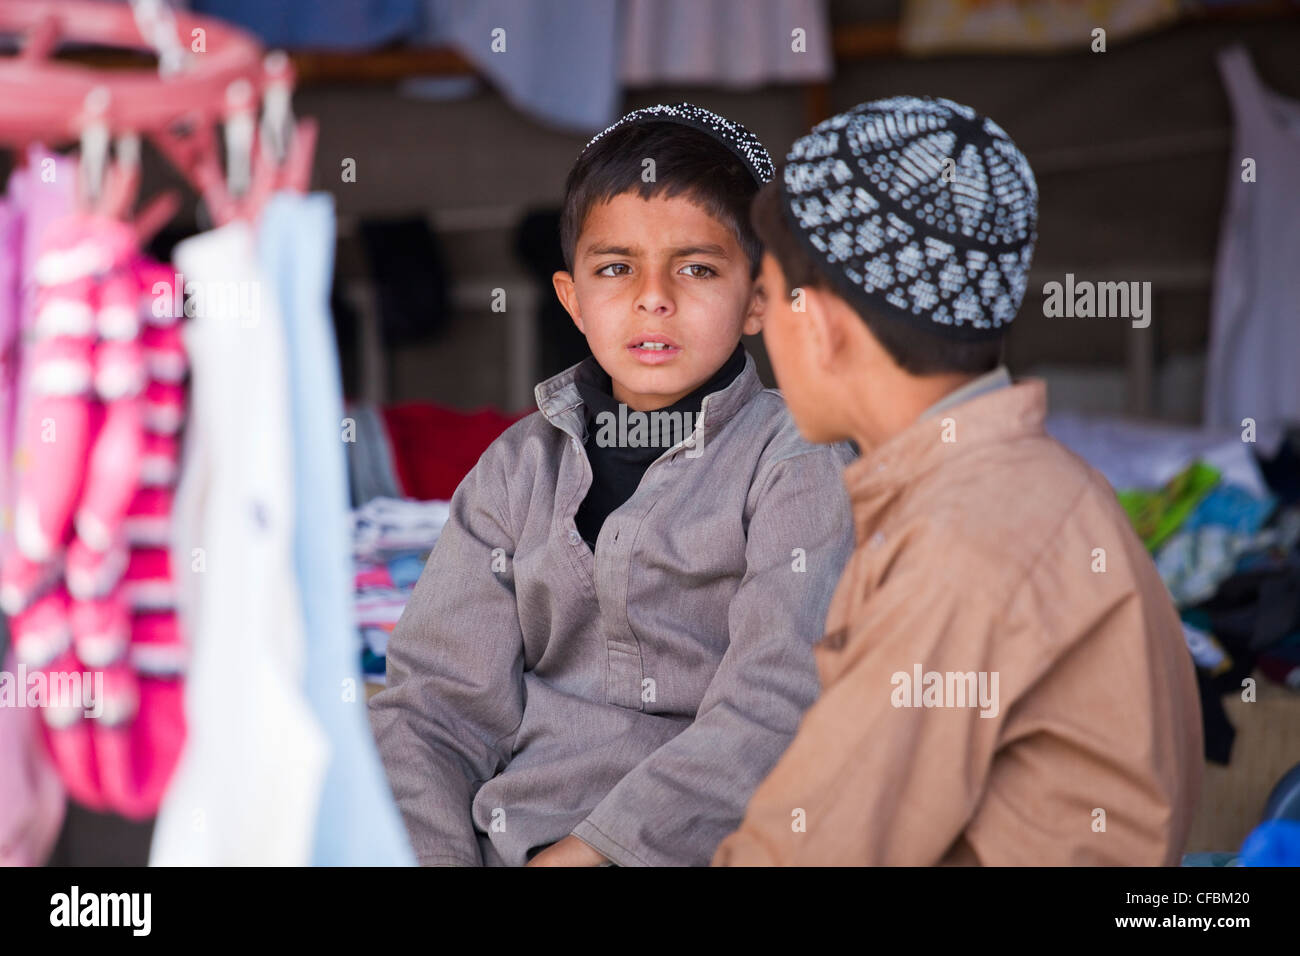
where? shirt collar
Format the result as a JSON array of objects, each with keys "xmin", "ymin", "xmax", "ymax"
[
  {"xmin": 840, "ymin": 378, "xmax": 1048, "ymax": 539},
  {"xmin": 920, "ymin": 365, "xmax": 1013, "ymax": 420},
  {"xmin": 534, "ymin": 346, "xmax": 764, "ymax": 444},
  {"xmin": 574, "ymin": 343, "xmax": 746, "ymax": 427}
]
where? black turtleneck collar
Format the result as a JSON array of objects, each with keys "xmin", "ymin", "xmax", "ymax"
[
  {"xmin": 573, "ymin": 343, "xmax": 747, "ymax": 546},
  {"xmin": 576, "ymin": 342, "xmax": 745, "ymax": 431}
]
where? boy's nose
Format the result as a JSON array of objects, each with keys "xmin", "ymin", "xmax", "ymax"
[{"xmin": 633, "ymin": 272, "xmax": 675, "ymax": 315}]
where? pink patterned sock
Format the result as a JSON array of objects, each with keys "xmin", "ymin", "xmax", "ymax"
[
  {"xmin": 6, "ymin": 585, "xmax": 71, "ymax": 668},
  {"xmin": 75, "ymin": 398, "xmax": 144, "ymax": 551},
  {"xmin": 122, "ymin": 486, "xmax": 173, "ymax": 548},
  {"xmin": 122, "ymin": 547, "xmax": 175, "ymax": 613},
  {"xmin": 37, "ymin": 650, "xmax": 103, "ymax": 811},
  {"xmin": 70, "ymin": 591, "xmax": 131, "ymax": 668},
  {"xmin": 12, "ymin": 395, "xmax": 94, "ymax": 562},
  {"xmin": 93, "ymin": 339, "xmax": 146, "ymax": 401},
  {"xmin": 65, "ymin": 534, "xmax": 128, "ymax": 601},
  {"xmin": 142, "ymin": 380, "xmax": 185, "ymax": 435},
  {"xmin": 141, "ymin": 323, "xmax": 188, "ymax": 383},
  {"xmin": 130, "ymin": 610, "xmax": 188, "ymax": 676}
]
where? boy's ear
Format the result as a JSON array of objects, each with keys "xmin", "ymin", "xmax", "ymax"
[
  {"xmin": 802, "ymin": 286, "xmax": 845, "ymax": 370},
  {"xmin": 552, "ymin": 271, "xmax": 584, "ymax": 334},
  {"xmin": 742, "ymin": 275, "xmax": 767, "ymax": 336}
]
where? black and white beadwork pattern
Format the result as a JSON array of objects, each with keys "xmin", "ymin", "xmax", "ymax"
[
  {"xmin": 782, "ymin": 96, "xmax": 1038, "ymax": 336},
  {"xmin": 582, "ymin": 103, "xmax": 775, "ymax": 186}
]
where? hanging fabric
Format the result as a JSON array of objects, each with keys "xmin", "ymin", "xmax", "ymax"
[
  {"xmin": 0, "ymin": 194, "xmax": 190, "ymax": 821},
  {"xmin": 1205, "ymin": 45, "xmax": 1300, "ymax": 436},
  {"xmin": 259, "ymin": 191, "xmax": 414, "ymax": 865},
  {"xmin": 0, "ymin": 147, "xmax": 76, "ymax": 868},
  {"xmin": 150, "ymin": 220, "xmax": 328, "ymax": 865},
  {"xmin": 620, "ymin": 0, "xmax": 832, "ymax": 89},
  {"xmin": 0, "ymin": 1, "xmax": 412, "ymax": 866}
]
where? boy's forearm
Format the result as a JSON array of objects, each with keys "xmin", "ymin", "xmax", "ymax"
[
  {"xmin": 367, "ymin": 446, "xmax": 526, "ymax": 866},
  {"xmin": 369, "ymin": 693, "xmax": 486, "ymax": 866}
]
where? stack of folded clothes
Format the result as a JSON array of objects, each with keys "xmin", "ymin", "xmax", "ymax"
[{"xmin": 351, "ymin": 497, "xmax": 451, "ymax": 682}]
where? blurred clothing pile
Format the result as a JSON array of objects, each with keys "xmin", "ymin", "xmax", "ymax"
[
  {"xmin": 344, "ymin": 401, "xmax": 525, "ymax": 682},
  {"xmin": 1051, "ymin": 414, "xmax": 1300, "ymax": 765}
]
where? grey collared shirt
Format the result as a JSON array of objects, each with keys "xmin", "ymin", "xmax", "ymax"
[
  {"xmin": 368, "ymin": 351, "xmax": 856, "ymax": 866},
  {"xmin": 921, "ymin": 365, "xmax": 1012, "ymax": 419}
]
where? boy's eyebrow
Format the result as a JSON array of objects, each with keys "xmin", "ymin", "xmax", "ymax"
[
  {"xmin": 585, "ymin": 243, "xmax": 639, "ymax": 258},
  {"xmin": 582, "ymin": 242, "xmax": 732, "ymax": 259},
  {"xmin": 671, "ymin": 243, "xmax": 730, "ymax": 259}
]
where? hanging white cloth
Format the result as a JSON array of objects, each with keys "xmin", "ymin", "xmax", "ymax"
[
  {"xmin": 150, "ymin": 222, "xmax": 328, "ymax": 865},
  {"xmin": 619, "ymin": 0, "xmax": 831, "ymax": 90},
  {"xmin": 1204, "ymin": 45, "xmax": 1300, "ymax": 434}
]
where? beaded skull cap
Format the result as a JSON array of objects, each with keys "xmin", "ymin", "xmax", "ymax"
[
  {"xmin": 581, "ymin": 103, "xmax": 775, "ymax": 186},
  {"xmin": 781, "ymin": 95, "xmax": 1038, "ymax": 338}
]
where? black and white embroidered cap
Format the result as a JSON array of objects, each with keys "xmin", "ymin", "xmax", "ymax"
[
  {"xmin": 582, "ymin": 103, "xmax": 775, "ymax": 186},
  {"xmin": 781, "ymin": 95, "xmax": 1038, "ymax": 339}
]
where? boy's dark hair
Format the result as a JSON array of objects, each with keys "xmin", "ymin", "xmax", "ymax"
[
  {"xmin": 560, "ymin": 122, "xmax": 764, "ymax": 279},
  {"xmin": 750, "ymin": 175, "xmax": 1003, "ymax": 376}
]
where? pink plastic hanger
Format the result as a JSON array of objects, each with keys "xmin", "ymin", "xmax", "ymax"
[
  {"xmin": 0, "ymin": 0, "xmax": 264, "ymax": 145},
  {"xmin": 0, "ymin": 1, "xmax": 314, "ymax": 230}
]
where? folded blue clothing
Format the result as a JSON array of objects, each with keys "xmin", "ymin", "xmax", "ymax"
[
  {"xmin": 361, "ymin": 648, "xmax": 387, "ymax": 677},
  {"xmin": 1181, "ymin": 851, "xmax": 1239, "ymax": 866},
  {"xmin": 387, "ymin": 552, "xmax": 427, "ymax": 590},
  {"xmin": 1154, "ymin": 486, "xmax": 1285, "ymax": 606},
  {"xmin": 1184, "ymin": 483, "xmax": 1276, "ymax": 535}
]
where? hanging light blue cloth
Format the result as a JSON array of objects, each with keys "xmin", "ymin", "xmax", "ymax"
[
  {"xmin": 259, "ymin": 192, "xmax": 415, "ymax": 865},
  {"xmin": 414, "ymin": 0, "xmax": 622, "ymax": 132}
]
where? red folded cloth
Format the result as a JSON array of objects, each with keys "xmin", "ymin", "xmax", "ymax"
[{"xmin": 380, "ymin": 402, "xmax": 528, "ymax": 501}]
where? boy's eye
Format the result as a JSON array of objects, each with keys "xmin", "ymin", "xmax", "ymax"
[
  {"xmin": 680, "ymin": 264, "xmax": 717, "ymax": 278},
  {"xmin": 596, "ymin": 263, "xmax": 630, "ymax": 277}
]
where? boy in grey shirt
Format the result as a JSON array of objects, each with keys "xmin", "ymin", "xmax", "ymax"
[{"xmin": 369, "ymin": 105, "xmax": 854, "ymax": 866}]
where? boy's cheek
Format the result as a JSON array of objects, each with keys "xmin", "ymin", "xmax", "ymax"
[
  {"xmin": 761, "ymin": 320, "xmax": 796, "ymax": 387},
  {"xmin": 764, "ymin": 317, "xmax": 827, "ymax": 432},
  {"xmin": 762, "ymin": 305, "xmax": 798, "ymax": 361}
]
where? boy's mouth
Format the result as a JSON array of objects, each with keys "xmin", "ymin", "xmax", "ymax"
[{"xmin": 627, "ymin": 334, "xmax": 681, "ymax": 365}]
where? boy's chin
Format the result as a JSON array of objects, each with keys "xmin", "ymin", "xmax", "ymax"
[{"xmin": 606, "ymin": 360, "xmax": 696, "ymax": 398}]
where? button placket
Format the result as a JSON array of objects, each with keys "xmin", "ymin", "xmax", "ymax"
[{"xmin": 596, "ymin": 489, "xmax": 653, "ymax": 711}]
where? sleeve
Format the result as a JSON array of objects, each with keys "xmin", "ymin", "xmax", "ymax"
[
  {"xmin": 570, "ymin": 447, "xmax": 856, "ymax": 866},
  {"xmin": 367, "ymin": 444, "xmax": 526, "ymax": 866},
  {"xmin": 710, "ymin": 557, "xmax": 1010, "ymax": 866}
]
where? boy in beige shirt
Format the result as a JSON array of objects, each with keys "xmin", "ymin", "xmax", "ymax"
[{"xmin": 713, "ymin": 96, "xmax": 1203, "ymax": 866}]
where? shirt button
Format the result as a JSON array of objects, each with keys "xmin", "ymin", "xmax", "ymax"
[{"xmin": 568, "ymin": 529, "xmax": 582, "ymax": 545}]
